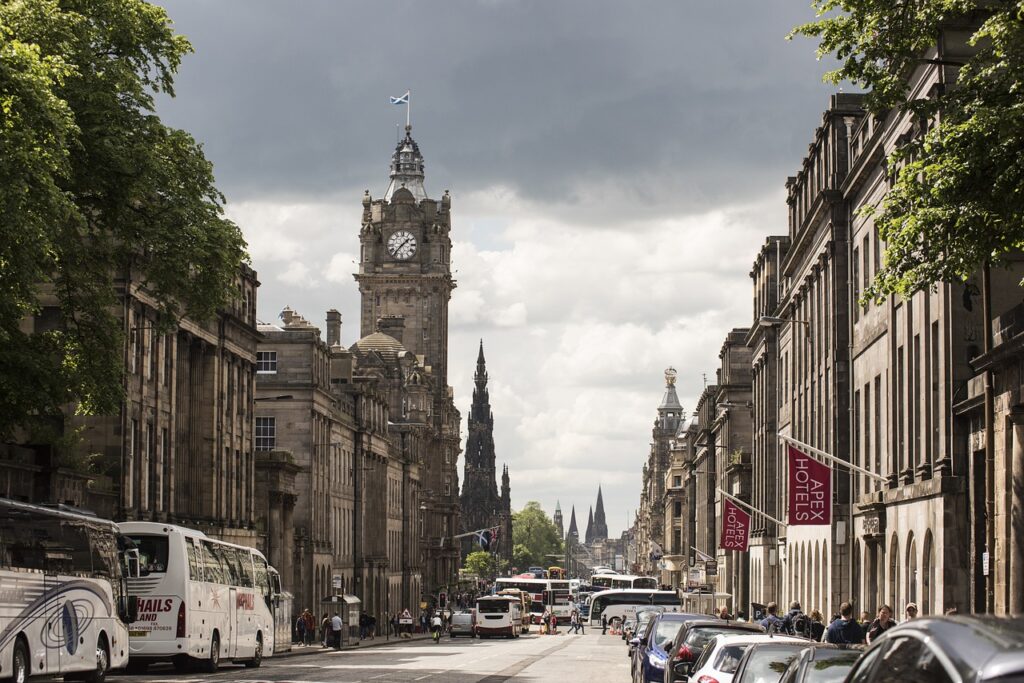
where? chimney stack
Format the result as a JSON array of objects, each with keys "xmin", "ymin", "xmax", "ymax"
[
  {"xmin": 326, "ymin": 309, "xmax": 342, "ymax": 347},
  {"xmin": 376, "ymin": 315, "xmax": 406, "ymax": 344}
]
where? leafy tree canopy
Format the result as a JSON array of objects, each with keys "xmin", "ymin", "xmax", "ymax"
[
  {"xmin": 0, "ymin": 0, "xmax": 247, "ymax": 438},
  {"xmin": 511, "ymin": 501, "xmax": 563, "ymax": 569},
  {"xmin": 463, "ymin": 550, "xmax": 507, "ymax": 579},
  {"xmin": 792, "ymin": 2, "xmax": 1024, "ymax": 299}
]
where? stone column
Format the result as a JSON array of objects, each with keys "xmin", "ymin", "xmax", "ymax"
[
  {"xmin": 1009, "ymin": 411, "xmax": 1024, "ymax": 613},
  {"xmin": 282, "ymin": 494, "xmax": 296, "ymax": 598},
  {"xmin": 268, "ymin": 492, "xmax": 283, "ymax": 570}
]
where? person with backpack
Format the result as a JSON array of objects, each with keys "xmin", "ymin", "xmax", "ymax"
[
  {"xmin": 758, "ymin": 602, "xmax": 787, "ymax": 633},
  {"xmin": 808, "ymin": 609, "xmax": 826, "ymax": 641},
  {"xmin": 784, "ymin": 601, "xmax": 806, "ymax": 636}
]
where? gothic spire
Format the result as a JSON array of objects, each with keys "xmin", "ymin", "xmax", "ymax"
[
  {"xmin": 567, "ymin": 506, "xmax": 579, "ymax": 540},
  {"xmin": 384, "ymin": 124, "xmax": 427, "ymax": 201},
  {"xmin": 593, "ymin": 485, "xmax": 608, "ymax": 541},
  {"xmin": 585, "ymin": 506, "xmax": 594, "ymax": 544},
  {"xmin": 475, "ymin": 339, "xmax": 488, "ymax": 391}
]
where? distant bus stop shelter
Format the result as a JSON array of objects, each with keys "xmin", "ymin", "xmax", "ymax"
[{"xmin": 321, "ymin": 594, "xmax": 362, "ymax": 646}]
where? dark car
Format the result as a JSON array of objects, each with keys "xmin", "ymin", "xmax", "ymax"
[
  {"xmin": 631, "ymin": 619, "xmax": 655, "ymax": 679},
  {"xmin": 635, "ymin": 614, "xmax": 711, "ymax": 683},
  {"xmin": 778, "ymin": 644, "xmax": 861, "ymax": 683},
  {"xmin": 732, "ymin": 641, "xmax": 814, "ymax": 683},
  {"xmin": 664, "ymin": 619, "xmax": 766, "ymax": 683},
  {"xmin": 842, "ymin": 615, "xmax": 1024, "ymax": 683}
]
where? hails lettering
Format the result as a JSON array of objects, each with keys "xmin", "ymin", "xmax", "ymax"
[{"xmin": 236, "ymin": 593, "xmax": 255, "ymax": 611}]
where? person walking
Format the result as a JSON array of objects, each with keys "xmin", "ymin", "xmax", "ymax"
[
  {"xmin": 330, "ymin": 612, "xmax": 344, "ymax": 650},
  {"xmin": 825, "ymin": 602, "xmax": 865, "ymax": 645},
  {"xmin": 320, "ymin": 612, "xmax": 330, "ymax": 647},
  {"xmin": 783, "ymin": 601, "xmax": 806, "ymax": 636},
  {"xmin": 904, "ymin": 602, "xmax": 918, "ymax": 622},
  {"xmin": 549, "ymin": 611, "xmax": 558, "ymax": 635},
  {"xmin": 808, "ymin": 609, "xmax": 826, "ymax": 641},
  {"xmin": 759, "ymin": 602, "xmax": 787, "ymax": 633},
  {"xmin": 294, "ymin": 612, "xmax": 306, "ymax": 645},
  {"xmin": 717, "ymin": 606, "xmax": 733, "ymax": 621},
  {"xmin": 601, "ymin": 612, "xmax": 608, "ymax": 635},
  {"xmin": 866, "ymin": 605, "xmax": 896, "ymax": 644},
  {"xmin": 303, "ymin": 610, "xmax": 315, "ymax": 646}
]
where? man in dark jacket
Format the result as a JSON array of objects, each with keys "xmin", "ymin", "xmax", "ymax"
[
  {"xmin": 783, "ymin": 601, "xmax": 804, "ymax": 636},
  {"xmin": 825, "ymin": 601, "xmax": 865, "ymax": 645},
  {"xmin": 758, "ymin": 602, "xmax": 787, "ymax": 633}
]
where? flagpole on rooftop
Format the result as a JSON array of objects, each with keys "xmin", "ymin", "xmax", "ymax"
[
  {"xmin": 407, "ymin": 89, "xmax": 411, "ymax": 128},
  {"xmin": 715, "ymin": 488, "xmax": 787, "ymax": 528}
]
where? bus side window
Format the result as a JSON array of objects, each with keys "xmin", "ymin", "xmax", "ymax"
[
  {"xmin": 186, "ymin": 538, "xmax": 202, "ymax": 581},
  {"xmin": 235, "ymin": 549, "xmax": 253, "ymax": 588},
  {"xmin": 253, "ymin": 555, "xmax": 270, "ymax": 605},
  {"xmin": 201, "ymin": 541, "xmax": 225, "ymax": 584}
]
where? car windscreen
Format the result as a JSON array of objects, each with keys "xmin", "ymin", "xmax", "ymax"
[
  {"xmin": 738, "ymin": 645, "xmax": 808, "ymax": 683},
  {"xmin": 714, "ymin": 644, "xmax": 753, "ymax": 674},
  {"xmin": 653, "ymin": 619, "xmax": 685, "ymax": 649},
  {"xmin": 801, "ymin": 650, "xmax": 859, "ymax": 683},
  {"xmin": 685, "ymin": 626, "xmax": 757, "ymax": 651}
]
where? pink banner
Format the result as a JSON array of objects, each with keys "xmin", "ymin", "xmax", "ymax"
[
  {"xmin": 788, "ymin": 445, "xmax": 831, "ymax": 525},
  {"xmin": 720, "ymin": 498, "xmax": 750, "ymax": 551}
]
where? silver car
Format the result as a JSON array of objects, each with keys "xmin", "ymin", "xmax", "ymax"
[{"xmin": 449, "ymin": 610, "xmax": 478, "ymax": 638}]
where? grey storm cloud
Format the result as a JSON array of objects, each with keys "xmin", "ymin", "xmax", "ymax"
[
  {"xmin": 153, "ymin": 0, "xmax": 844, "ymax": 535},
  {"xmin": 158, "ymin": 0, "xmax": 835, "ymax": 211}
]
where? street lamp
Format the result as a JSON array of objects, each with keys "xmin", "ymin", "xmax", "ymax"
[{"xmin": 757, "ymin": 316, "xmax": 809, "ymax": 328}]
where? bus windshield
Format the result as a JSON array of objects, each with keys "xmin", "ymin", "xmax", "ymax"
[
  {"xmin": 125, "ymin": 534, "xmax": 169, "ymax": 575},
  {"xmin": 478, "ymin": 600, "xmax": 510, "ymax": 614}
]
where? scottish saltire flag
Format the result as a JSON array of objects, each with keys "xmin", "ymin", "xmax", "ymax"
[{"xmin": 390, "ymin": 91, "xmax": 410, "ymax": 105}]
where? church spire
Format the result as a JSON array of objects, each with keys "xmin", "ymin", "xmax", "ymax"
[
  {"xmin": 475, "ymin": 340, "xmax": 488, "ymax": 391},
  {"xmin": 585, "ymin": 506, "xmax": 594, "ymax": 544},
  {"xmin": 567, "ymin": 506, "xmax": 579, "ymax": 540},
  {"xmin": 593, "ymin": 485, "xmax": 608, "ymax": 541},
  {"xmin": 553, "ymin": 501, "xmax": 564, "ymax": 540},
  {"xmin": 385, "ymin": 124, "xmax": 427, "ymax": 201}
]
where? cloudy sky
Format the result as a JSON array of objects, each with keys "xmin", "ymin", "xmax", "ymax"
[{"xmin": 156, "ymin": 0, "xmax": 838, "ymax": 538}]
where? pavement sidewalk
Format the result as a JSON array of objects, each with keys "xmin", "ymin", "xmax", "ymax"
[{"xmin": 276, "ymin": 632, "xmax": 431, "ymax": 656}]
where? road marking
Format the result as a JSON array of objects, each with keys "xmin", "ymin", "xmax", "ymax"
[
  {"xmin": 414, "ymin": 676, "xmax": 432, "ymax": 681},
  {"xmin": 370, "ymin": 675, "xmax": 390, "ymax": 680}
]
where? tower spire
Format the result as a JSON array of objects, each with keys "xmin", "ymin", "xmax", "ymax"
[
  {"xmin": 384, "ymin": 120, "xmax": 427, "ymax": 201},
  {"xmin": 593, "ymin": 485, "xmax": 608, "ymax": 541},
  {"xmin": 567, "ymin": 506, "xmax": 579, "ymax": 540}
]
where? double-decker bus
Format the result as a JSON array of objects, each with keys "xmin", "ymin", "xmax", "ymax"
[
  {"xmin": 118, "ymin": 522, "xmax": 285, "ymax": 672},
  {"xmin": 590, "ymin": 573, "xmax": 659, "ymax": 591},
  {"xmin": 586, "ymin": 589, "xmax": 680, "ymax": 629},
  {"xmin": 493, "ymin": 577, "xmax": 574, "ymax": 623},
  {"xmin": 547, "ymin": 566, "xmax": 565, "ymax": 580},
  {"xmin": 0, "ymin": 499, "xmax": 139, "ymax": 683},
  {"xmin": 495, "ymin": 589, "xmax": 531, "ymax": 627}
]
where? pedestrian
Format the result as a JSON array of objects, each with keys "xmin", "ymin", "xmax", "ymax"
[
  {"xmin": 431, "ymin": 612, "xmax": 442, "ymax": 643},
  {"xmin": 904, "ymin": 602, "xmax": 918, "ymax": 621},
  {"xmin": 569, "ymin": 610, "xmax": 579, "ymax": 634},
  {"xmin": 758, "ymin": 602, "xmax": 787, "ymax": 633},
  {"xmin": 577, "ymin": 610, "xmax": 585, "ymax": 635},
  {"xmin": 359, "ymin": 611, "xmax": 368, "ymax": 640},
  {"xmin": 717, "ymin": 606, "xmax": 732, "ymax": 621},
  {"xmin": 808, "ymin": 609, "xmax": 826, "ymax": 641},
  {"xmin": 320, "ymin": 612, "xmax": 330, "ymax": 647},
  {"xmin": 549, "ymin": 611, "xmax": 558, "ymax": 635},
  {"xmin": 824, "ymin": 601, "xmax": 865, "ymax": 645},
  {"xmin": 783, "ymin": 601, "xmax": 805, "ymax": 636},
  {"xmin": 368, "ymin": 614, "xmax": 376, "ymax": 640},
  {"xmin": 858, "ymin": 610, "xmax": 872, "ymax": 628},
  {"xmin": 294, "ymin": 612, "xmax": 306, "ymax": 645},
  {"xmin": 866, "ymin": 605, "xmax": 896, "ymax": 644},
  {"xmin": 735, "ymin": 610, "xmax": 748, "ymax": 623},
  {"xmin": 331, "ymin": 611, "xmax": 344, "ymax": 649},
  {"xmin": 303, "ymin": 609, "xmax": 315, "ymax": 646},
  {"xmin": 601, "ymin": 612, "xmax": 608, "ymax": 635}
]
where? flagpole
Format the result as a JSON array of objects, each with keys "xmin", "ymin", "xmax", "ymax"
[
  {"xmin": 406, "ymin": 89, "xmax": 411, "ymax": 128},
  {"xmin": 716, "ymin": 488, "xmax": 787, "ymax": 528},
  {"xmin": 778, "ymin": 433, "xmax": 887, "ymax": 483}
]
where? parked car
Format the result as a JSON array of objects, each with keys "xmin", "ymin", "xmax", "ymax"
[
  {"xmin": 842, "ymin": 615, "xmax": 1024, "ymax": 683},
  {"xmin": 778, "ymin": 644, "xmax": 860, "ymax": 683},
  {"xmin": 689, "ymin": 633, "xmax": 809, "ymax": 683},
  {"xmin": 636, "ymin": 614, "xmax": 699, "ymax": 683},
  {"xmin": 624, "ymin": 618, "xmax": 637, "ymax": 641},
  {"xmin": 449, "ymin": 610, "xmax": 477, "ymax": 638},
  {"xmin": 731, "ymin": 641, "xmax": 814, "ymax": 683},
  {"xmin": 627, "ymin": 607, "xmax": 667, "ymax": 643},
  {"xmin": 664, "ymin": 619, "xmax": 766, "ymax": 683},
  {"xmin": 632, "ymin": 619, "xmax": 655, "ymax": 679}
]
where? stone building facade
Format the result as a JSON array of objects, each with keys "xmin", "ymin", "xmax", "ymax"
[
  {"xmin": 459, "ymin": 342, "xmax": 513, "ymax": 562},
  {"xmin": 1, "ymin": 266, "xmax": 262, "ymax": 548},
  {"xmin": 354, "ymin": 124, "xmax": 462, "ymax": 596}
]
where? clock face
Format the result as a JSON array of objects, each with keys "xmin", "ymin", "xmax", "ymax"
[{"xmin": 387, "ymin": 230, "xmax": 417, "ymax": 260}]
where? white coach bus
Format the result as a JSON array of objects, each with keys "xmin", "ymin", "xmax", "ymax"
[
  {"xmin": 587, "ymin": 589, "xmax": 680, "ymax": 629},
  {"xmin": 475, "ymin": 596, "xmax": 523, "ymax": 638},
  {"xmin": 118, "ymin": 522, "xmax": 284, "ymax": 672},
  {"xmin": 0, "ymin": 499, "xmax": 139, "ymax": 683}
]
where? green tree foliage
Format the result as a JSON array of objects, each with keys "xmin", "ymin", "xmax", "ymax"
[
  {"xmin": 511, "ymin": 501, "xmax": 563, "ymax": 569},
  {"xmin": 0, "ymin": 0, "xmax": 247, "ymax": 438},
  {"xmin": 792, "ymin": 2, "xmax": 1024, "ymax": 299},
  {"xmin": 463, "ymin": 550, "xmax": 507, "ymax": 578}
]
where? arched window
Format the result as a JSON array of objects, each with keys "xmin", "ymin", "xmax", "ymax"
[
  {"xmin": 906, "ymin": 532, "xmax": 918, "ymax": 606},
  {"xmin": 922, "ymin": 530, "xmax": 935, "ymax": 615},
  {"xmin": 888, "ymin": 534, "xmax": 900, "ymax": 609}
]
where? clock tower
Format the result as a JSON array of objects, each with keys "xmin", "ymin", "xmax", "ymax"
[
  {"xmin": 355, "ymin": 124, "xmax": 454, "ymax": 385},
  {"xmin": 354, "ymin": 124, "xmax": 461, "ymax": 594}
]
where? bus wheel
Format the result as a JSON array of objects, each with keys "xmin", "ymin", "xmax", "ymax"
[
  {"xmin": 84, "ymin": 637, "xmax": 109, "ymax": 683},
  {"xmin": 12, "ymin": 639, "xmax": 29, "ymax": 683},
  {"xmin": 244, "ymin": 634, "xmax": 263, "ymax": 668},
  {"xmin": 203, "ymin": 634, "xmax": 220, "ymax": 674}
]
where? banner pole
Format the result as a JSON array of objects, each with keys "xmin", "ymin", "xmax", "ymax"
[
  {"xmin": 778, "ymin": 434, "xmax": 887, "ymax": 484},
  {"xmin": 716, "ymin": 488, "xmax": 787, "ymax": 528}
]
